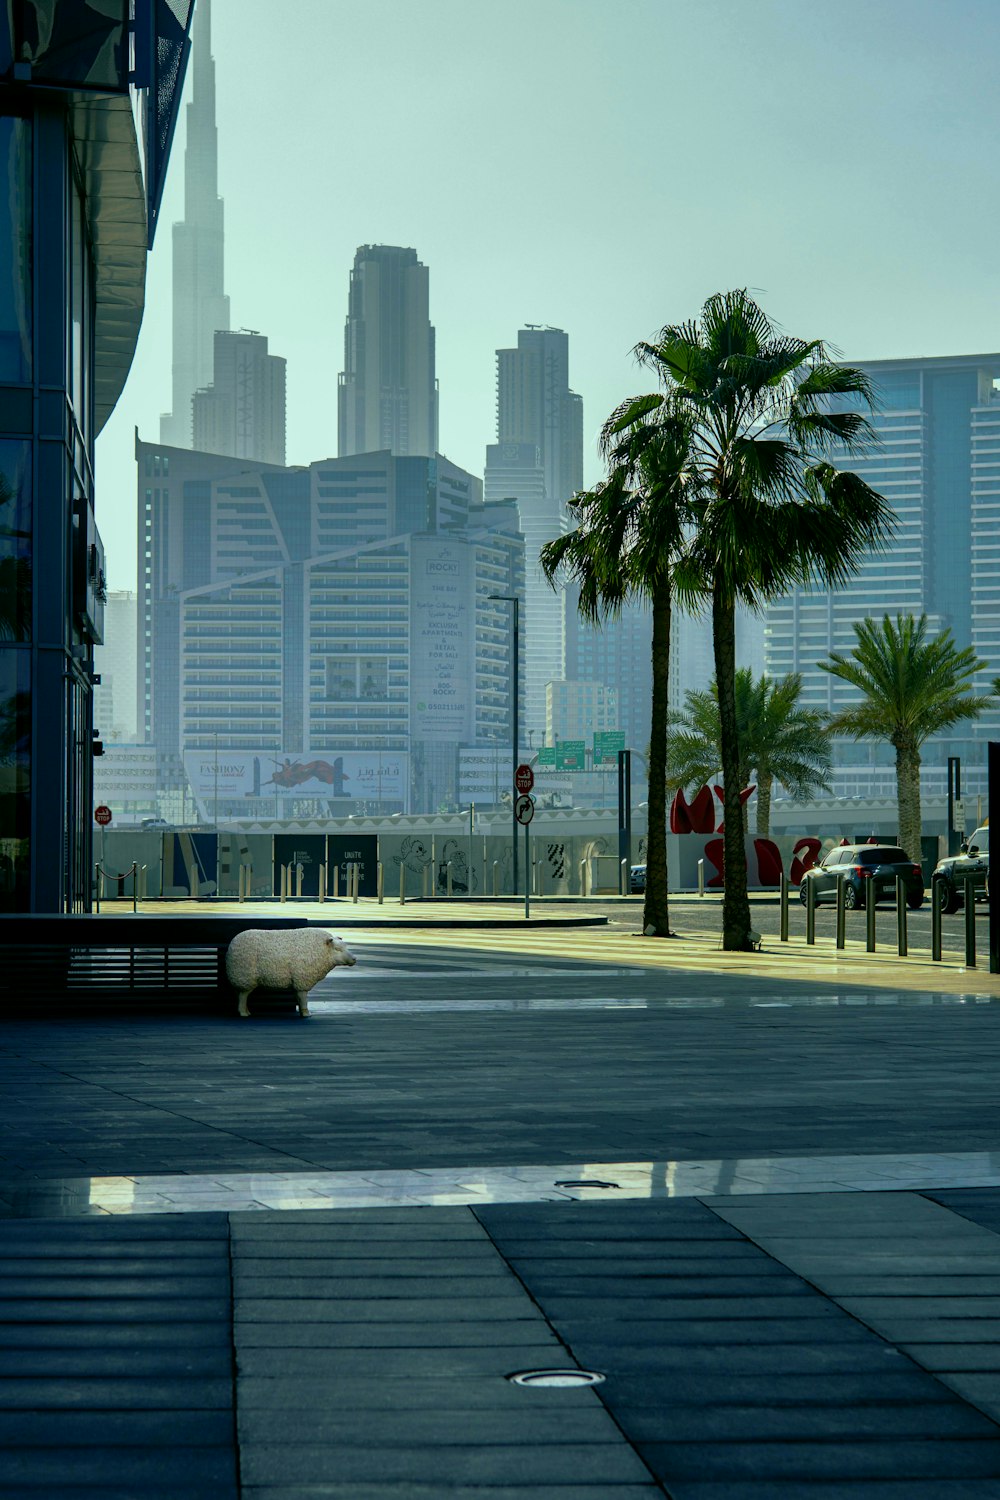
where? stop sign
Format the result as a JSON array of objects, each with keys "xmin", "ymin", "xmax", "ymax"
[
  {"xmin": 94, "ymin": 805, "xmax": 112, "ymax": 826},
  {"xmin": 515, "ymin": 763, "xmax": 534, "ymax": 794}
]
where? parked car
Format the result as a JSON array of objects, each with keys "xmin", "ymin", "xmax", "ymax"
[
  {"xmin": 798, "ymin": 844, "xmax": 924, "ymax": 910},
  {"xmin": 629, "ymin": 863, "xmax": 646, "ymax": 894},
  {"xmin": 932, "ymin": 824, "xmax": 989, "ymax": 913}
]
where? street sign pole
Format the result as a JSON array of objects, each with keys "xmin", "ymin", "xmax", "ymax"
[
  {"xmin": 618, "ymin": 749, "xmax": 632, "ymax": 873},
  {"xmin": 524, "ymin": 817, "xmax": 530, "ymax": 921}
]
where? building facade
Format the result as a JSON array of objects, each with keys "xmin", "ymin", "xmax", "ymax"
[
  {"xmin": 0, "ymin": 1, "xmax": 191, "ymax": 910},
  {"xmin": 93, "ymin": 592, "xmax": 138, "ymax": 744},
  {"xmin": 192, "ymin": 329, "xmax": 286, "ymax": 466},
  {"xmin": 545, "ymin": 681, "xmax": 619, "ymax": 746},
  {"xmin": 765, "ymin": 353, "xmax": 1000, "ymax": 798},
  {"xmin": 485, "ymin": 327, "xmax": 583, "ymax": 742},
  {"xmin": 138, "ymin": 442, "xmax": 524, "ymax": 815},
  {"xmin": 338, "ymin": 246, "xmax": 438, "ymax": 460}
]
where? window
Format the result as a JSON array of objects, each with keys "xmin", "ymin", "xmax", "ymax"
[{"xmin": 0, "ymin": 118, "xmax": 30, "ymax": 384}]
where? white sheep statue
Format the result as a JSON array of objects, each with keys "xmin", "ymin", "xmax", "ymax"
[{"xmin": 225, "ymin": 928, "xmax": 356, "ymax": 1018}]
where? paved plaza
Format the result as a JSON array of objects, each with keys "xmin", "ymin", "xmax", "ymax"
[{"xmin": 2, "ymin": 913, "xmax": 1000, "ymax": 1495}]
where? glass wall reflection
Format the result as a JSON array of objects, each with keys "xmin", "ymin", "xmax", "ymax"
[
  {"xmin": 0, "ymin": 650, "xmax": 29, "ymax": 908},
  {"xmin": 0, "ymin": 117, "xmax": 30, "ymax": 384}
]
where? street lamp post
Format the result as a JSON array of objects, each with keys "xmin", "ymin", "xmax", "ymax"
[{"xmin": 489, "ymin": 593, "xmax": 519, "ymax": 895}]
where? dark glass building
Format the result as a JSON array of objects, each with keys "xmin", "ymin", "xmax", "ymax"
[{"xmin": 0, "ymin": 1, "xmax": 193, "ymax": 910}]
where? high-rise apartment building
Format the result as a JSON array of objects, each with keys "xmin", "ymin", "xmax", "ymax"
[
  {"xmin": 160, "ymin": 0, "xmax": 230, "ymax": 449},
  {"xmin": 138, "ymin": 442, "xmax": 523, "ymax": 814},
  {"xmin": 192, "ymin": 330, "xmax": 286, "ymax": 466},
  {"xmin": 338, "ymin": 246, "xmax": 438, "ymax": 459},
  {"xmin": 485, "ymin": 328, "xmax": 583, "ymax": 742},
  {"xmin": 766, "ymin": 353, "xmax": 1000, "ymax": 797},
  {"xmin": 94, "ymin": 593, "xmax": 138, "ymax": 744}
]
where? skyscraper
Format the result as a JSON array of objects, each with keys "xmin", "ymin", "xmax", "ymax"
[
  {"xmin": 485, "ymin": 327, "xmax": 583, "ymax": 740},
  {"xmin": 765, "ymin": 352, "xmax": 1000, "ymax": 798},
  {"xmin": 160, "ymin": 0, "xmax": 230, "ymax": 449},
  {"xmin": 338, "ymin": 246, "xmax": 438, "ymax": 459},
  {"xmin": 192, "ymin": 330, "xmax": 286, "ymax": 466}
]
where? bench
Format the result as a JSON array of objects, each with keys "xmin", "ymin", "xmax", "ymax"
[{"xmin": 0, "ymin": 914, "xmax": 325, "ymax": 1015}]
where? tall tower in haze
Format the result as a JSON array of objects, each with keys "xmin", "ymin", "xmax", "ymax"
[
  {"xmin": 485, "ymin": 326, "xmax": 583, "ymax": 743},
  {"xmin": 160, "ymin": 0, "xmax": 230, "ymax": 448},
  {"xmin": 338, "ymin": 246, "xmax": 438, "ymax": 458}
]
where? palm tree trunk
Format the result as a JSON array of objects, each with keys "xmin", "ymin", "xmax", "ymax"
[
  {"xmin": 756, "ymin": 772, "xmax": 772, "ymax": 838},
  {"xmin": 895, "ymin": 741, "xmax": 923, "ymax": 865},
  {"xmin": 713, "ymin": 579, "xmax": 753, "ymax": 950},
  {"xmin": 643, "ymin": 578, "xmax": 672, "ymax": 936}
]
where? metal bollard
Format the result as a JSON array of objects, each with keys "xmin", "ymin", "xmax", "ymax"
[
  {"xmin": 806, "ymin": 877, "xmax": 816, "ymax": 945},
  {"xmin": 279, "ymin": 864, "xmax": 287, "ymax": 902},
  {"xmin": 295, "ymin": 863, "xmax": 304, "ymax": 900},
  {"xmin": 835, "ymin": 874, "xmax": 846, "ymax": 950},
  {"xmin": 130, "ymin": 863, "xmax": 138, "ymax": 914},
  {"xmin": 779, "ymin": 872, "xmax": 789, "ymax": 942},
  {"xmin": 493, "ymin": 860, "xmax": 499, "ymax": 897},
  {"xmin": 931, "ymin": 874, "xmax": 943, "ymax": 961},
  {"xmin": 423, "ymin": 864, "xmax": 430, "ymax": 898},
  {"xmin": 332, "ymin": 865, "xmax": 339, "ymax": 899},
  {"xmin": 318, "ymin": 864, "xmax": 326, "ymax": 903},
  {"xmin": 399, "ymin": 863, "xmax": 406, "ymax": 905},
  {"xmin": 579, "ymin": 858, "xmax": 588, "ymax": 897},
  {"xmin": 446, "ymin": 861, "xmax": 453, "ymax": 899},
  {"xmin": 94, "ymin": 863, "xmax": 101, "ymax": 912},
  {"xmin": 697, "ymin": 858, "xmax": 705, "ymax": 897},
  {"xmin": 866, "ymin": 880, "xmax": 877, "ymax": 953},
  {"xmin": 620, "ymin": 858, "xmax": 629, "ymax": 896},
  {"xmin": 377, "ymin": 862, "xmax": 384, "ymax": 905},
  {"xmin": 965, "ymin": 874, "xmax": 977, "ymax": 968},
  {"xmin": 896, "ymin": 875, "xmax": 908, "ymax": 957},
  {"xmin": 352, "ymin": 863, "xmax": 360, "ymax": 903},
  {"xmin": 189, "ymin": 863, "xmax": 199, "ymax": 900}
]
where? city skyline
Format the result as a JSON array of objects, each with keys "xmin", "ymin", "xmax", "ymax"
[{"xmin": 96, "ymin": 0, "xmax": 1000, "ymax": 589}]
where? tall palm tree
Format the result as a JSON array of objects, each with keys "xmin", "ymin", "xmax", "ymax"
[
  {"xmin": 607, "ymin": 290, "xmax": 895, "ymax": 949},
  {"xmin": 820, "ymin": 613, "xmax": 992, "ymax": 861},
  {"xmin": 541, "ymin": 419, "xmax": 696, "ymax": 937},
  {"xmin": 667, "ymin": 669, "xmax": 832, "ymax": 837}
]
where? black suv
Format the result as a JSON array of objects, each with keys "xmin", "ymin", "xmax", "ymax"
[
  {"xmin": 932, "ymin": 825, "xmax": 989, "ymax": 913},
  {"xmin": 798, "ymin": 844, "xmax": 925, "ymax": 910}
]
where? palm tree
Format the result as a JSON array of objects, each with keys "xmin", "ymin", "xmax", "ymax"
[
  {"xmin": 606, "ymin": 290, "xmax": 895, "ymax": 949},
  {"xmin": 541, "ymin": 419, "xmax": 696, "ymax": 937},
  {"xmin": 820, "ymin": 613, "xmax": 992, "ymax": 862},
  {"xmin": 668, "ymin": 670, "xmax": 832, "ymax": 836}
]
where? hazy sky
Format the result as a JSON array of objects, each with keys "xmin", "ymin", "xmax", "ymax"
[{"xmin": 96, "ymin": 0, "xmax": 1000, "ymax": 589}]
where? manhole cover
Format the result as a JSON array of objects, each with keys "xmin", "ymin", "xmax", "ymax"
[
  {"xmin": 554, "ymin": 1179, "xmax": 620, "ymax": 1190},
  {"xmin": 509, "ymin": 1368, "xmax": 605, "ymax": 1388}
]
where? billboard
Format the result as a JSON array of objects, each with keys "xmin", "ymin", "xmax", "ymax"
[
  {"xmin": 409, "ymin": 537, "xmax": 472, "ymax": 743},
  {"xmin": 183, "ymin": 751, "xmax": 407, "ymax": 812}
]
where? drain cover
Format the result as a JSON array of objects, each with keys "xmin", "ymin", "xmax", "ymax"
[
  {"xmin": 509, "ymin": 1368, "xmax": 605, "ymax": 1388},
  {"xmin": 554, "ymin": 1179, "xmax": 620, "ymax": 1190}
]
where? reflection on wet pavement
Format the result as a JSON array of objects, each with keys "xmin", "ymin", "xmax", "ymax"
[{"xmin": 6, "ymin": 1148, "xmax": 1000, "ymax": 1219}]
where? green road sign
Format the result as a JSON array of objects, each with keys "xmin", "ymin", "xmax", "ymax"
[
  {"xmin": 556, "ymin": 739, "xmax": 586, "ymax": 771},
  {"xmin": 593, "ymin": 731, "xmax": 626, "ymax": 766},
  {"xmin": 536, "ymin": 747, "xmax": 556, "ymax": 768}
]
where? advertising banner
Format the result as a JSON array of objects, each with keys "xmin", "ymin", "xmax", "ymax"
[
  {"xmin": 273, "ymin": 835, "xmax": 326, "ymax": 898},
  {"xmin": 183, "ymin": 751, "xmax": 407, "ymax": 811},
  {"xmin": 326, "ymin": 834, "xmax": 379, "ymax": 898},
  {"xmin": 409, "ymin": 537, "xmax": 472, "ymax": 743}
]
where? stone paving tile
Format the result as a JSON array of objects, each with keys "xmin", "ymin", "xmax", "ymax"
[
  {"xmin": 642, "ymin": 1439, "xmax": 1000, "ymax": 1480},
  {"xmin": 665, "ymin": 1484, "xmax": 1000, "ymax": 1499},
  {"xmin": 0, "ymin": 1214, "xmax": 237, "ymax": 1494},
  {"xmin": 239, "ymin": 1444, "xmax": 653, "ymax": 1486},
  {"xmin": 239, "ymin": 1488, "xmax": 661, "ymax": 1499}
]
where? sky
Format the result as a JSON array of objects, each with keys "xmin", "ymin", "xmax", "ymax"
[{"xmin": 96, "ymin": 0, "xmax": 1000, "ymax": 589}]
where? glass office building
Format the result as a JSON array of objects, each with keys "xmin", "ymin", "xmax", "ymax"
[
  {"xmin": 766, "ymin": 353, "xmax": 1000, "ymax": 799},
  {"xmin": 0, "ymin": 1, "xmax": 193, "ymax": 910}
]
